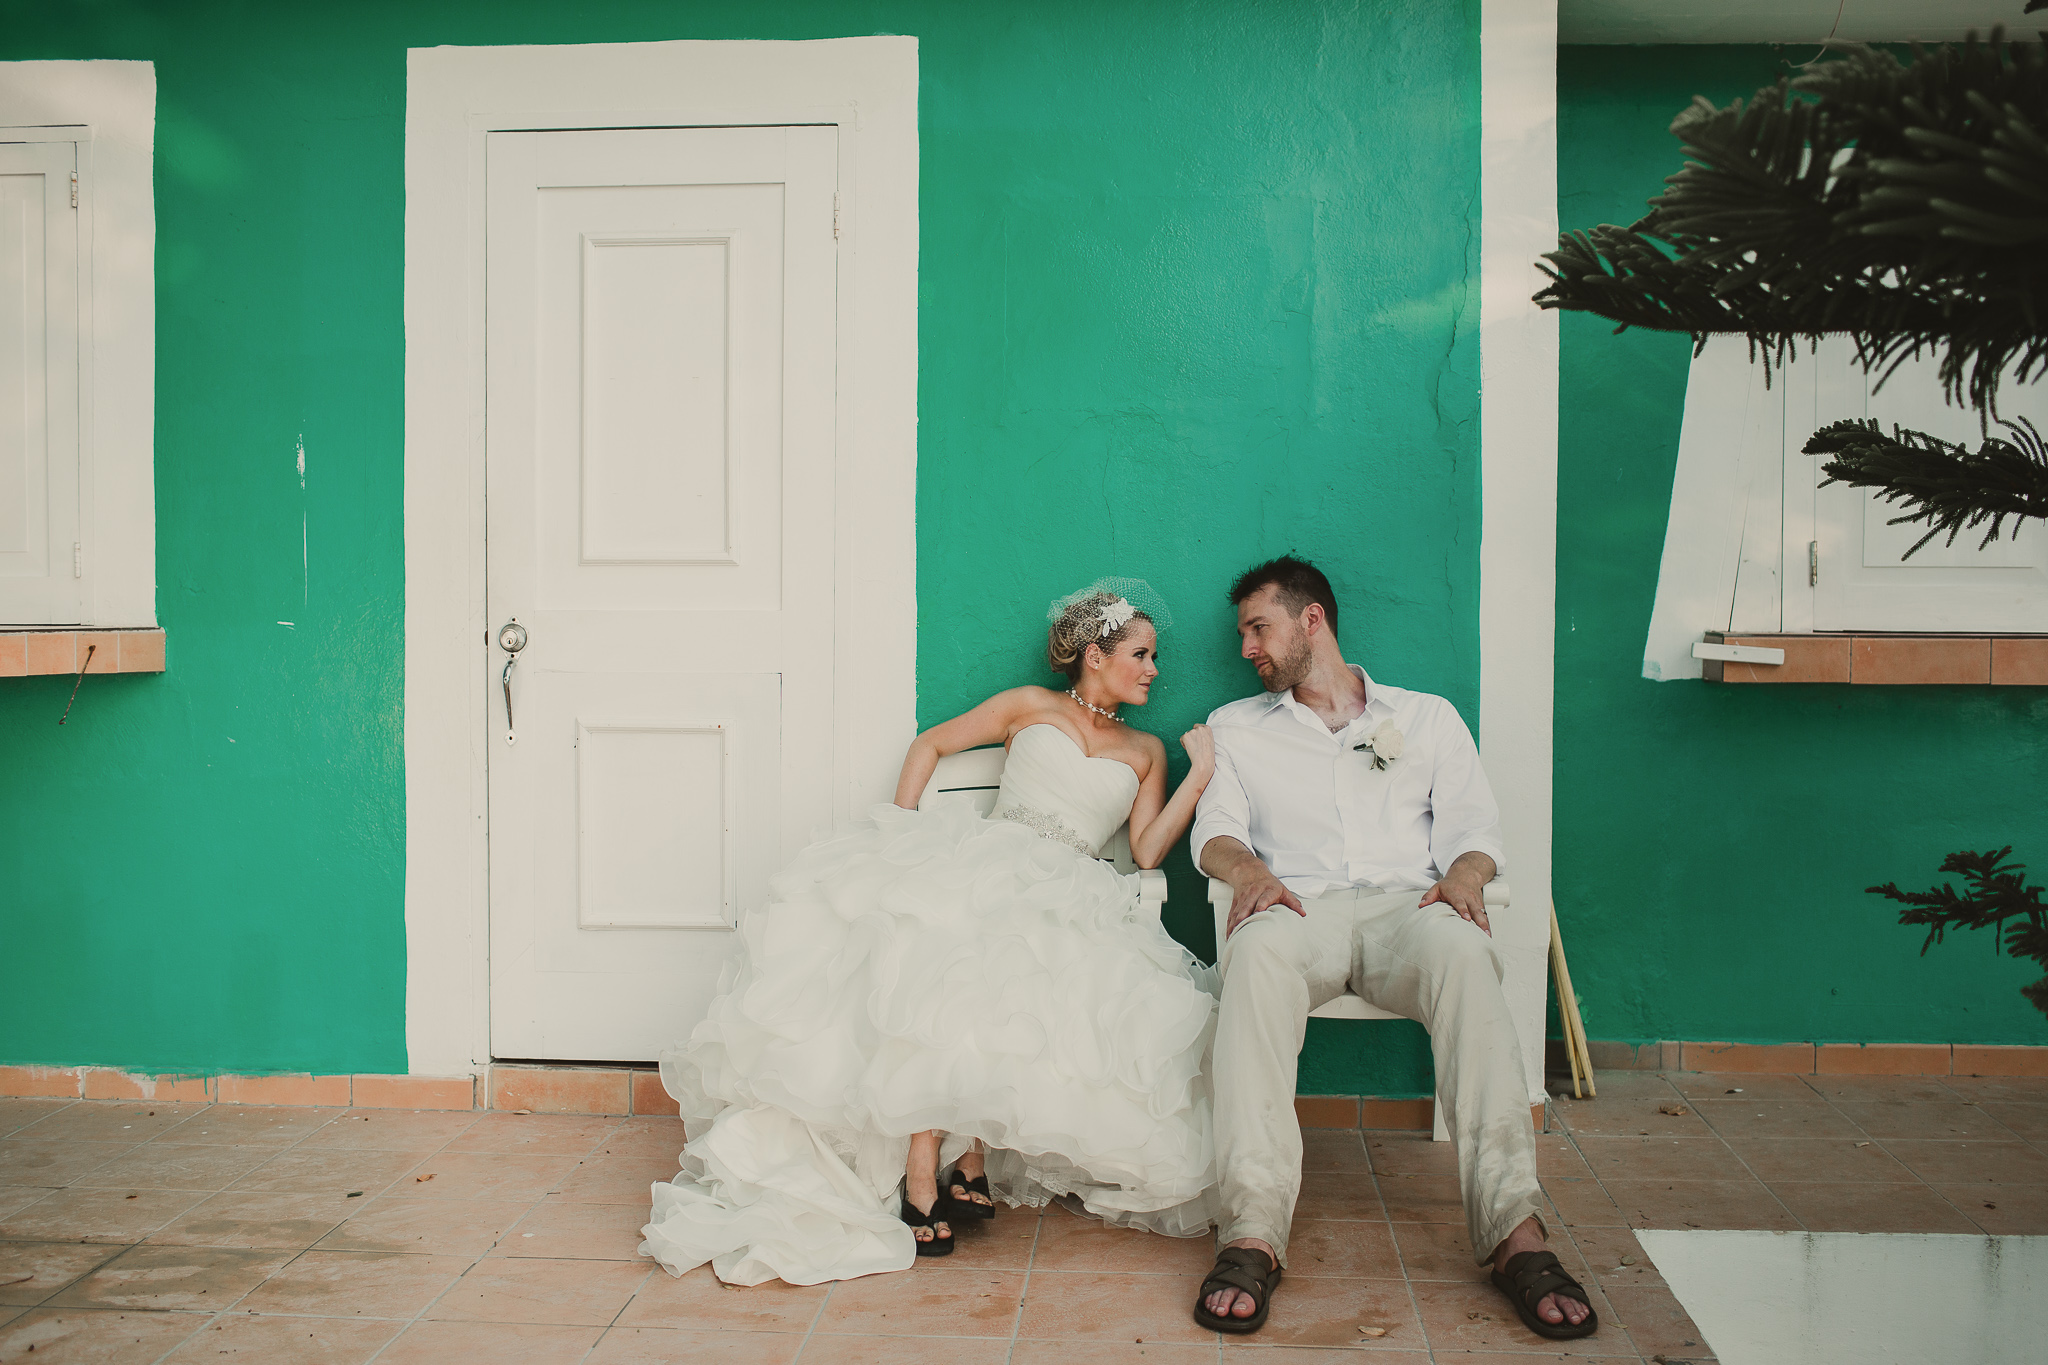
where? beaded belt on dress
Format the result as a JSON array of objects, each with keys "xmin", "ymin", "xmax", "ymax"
[{"xmin": 996, "ymin": 804, "xmax": 1100, "ymax": 858}]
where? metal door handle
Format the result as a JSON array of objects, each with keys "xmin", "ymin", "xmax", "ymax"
[{"xmin": 498, "ymin": 620, "xmax": 528, "ymax": 744}]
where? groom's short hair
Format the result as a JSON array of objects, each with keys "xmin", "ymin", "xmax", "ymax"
[{"xmin": 1228, "ymin": 555, "xmax": 1339, "ymax": 640}]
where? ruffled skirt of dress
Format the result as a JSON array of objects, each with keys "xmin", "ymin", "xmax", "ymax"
[{"xmin": 639, "ymin": 798, "xmax": 1221, "ymax": 1286}]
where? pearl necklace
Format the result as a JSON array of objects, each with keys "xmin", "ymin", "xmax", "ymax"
[{"xmin": 1067, "ymin": 689, "xmax": 1119, "ymax": 721}]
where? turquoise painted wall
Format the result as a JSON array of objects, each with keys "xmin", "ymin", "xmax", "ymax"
[
  {"xmin": 1556, "ymin": 46, "xmax": 2048, "ymax": 1049},
  {"xmin": 0, "ymin": 1, "xmax": 1481, "ymax": 1093}
]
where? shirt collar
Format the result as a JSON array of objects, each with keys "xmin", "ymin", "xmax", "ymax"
[{"xmin": 1261, "ymin": 664, "xmax": 1382, "ymax": 730}]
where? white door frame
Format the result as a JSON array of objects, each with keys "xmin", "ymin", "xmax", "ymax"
[{"xmin": 403, "ymin": 39, "xmax": 919, "ymax": 1076}]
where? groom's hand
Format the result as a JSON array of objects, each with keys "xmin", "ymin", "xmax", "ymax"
[
  {"xmin": 1226, "ymin": 868, "xmax": 1304, "ymax": 939},
  {"xmin": 1419, "ymin": 853, "xmax": 1496, "ymax": 935}
]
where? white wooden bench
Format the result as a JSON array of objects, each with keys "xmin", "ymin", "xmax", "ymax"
[{"xmin": 918, "ymin": 745, "xmax": 1169, "ymax": 921}]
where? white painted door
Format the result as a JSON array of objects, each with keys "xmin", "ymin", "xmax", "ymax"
[
  {"xmin": 0, "ymin": 139, "xmax": 81, "ymax": 625},
  {"xmin": 485, "ymin": 126, "xmax": 837, "ymax": 1061}
]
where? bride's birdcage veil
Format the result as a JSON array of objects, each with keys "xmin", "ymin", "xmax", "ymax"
[{"xmin": 1046, "ymin": 577, "xmax": 1172, "ymax": 680}]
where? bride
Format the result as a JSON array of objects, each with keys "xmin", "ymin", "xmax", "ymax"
[{"xmin": 642, "ymin": 579, "xmax": 1221, "ymax": 1285}]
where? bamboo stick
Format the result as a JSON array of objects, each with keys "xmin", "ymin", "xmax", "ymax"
[{"xmin": 1550, "ymin": 903, "xmax": 1596, "ymax": 1099}]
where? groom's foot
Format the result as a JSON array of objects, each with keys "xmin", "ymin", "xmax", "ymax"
[
  {"xmin": 1491, "ymin": 1218, "xmax": 1589, "ymax": 1329},
  {"xmin": 1203, "ymin": 1238, "xmax": 1276, "ymax": 1320},
  {"xmin": 948, "ymin": 1144, "xmax": 993, "ymax": 1210}
]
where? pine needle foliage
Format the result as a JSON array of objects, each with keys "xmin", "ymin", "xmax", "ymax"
[
  {"xmin": 1807, "ymin": 414, "xmax": 2048, "ymax": 554},
  {"xmin": 1870, "ymin": 848, "xmax": 2048, "ymax": 1017},
  {"xmin": 1536, "ymin": 32, "xmax": 2048, "ymax": 417}
]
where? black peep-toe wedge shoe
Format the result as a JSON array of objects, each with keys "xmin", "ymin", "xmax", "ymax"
[
  {"xmin": 900, "ymin": 1185, "xmax": 955, "ymax": 1257},
  {"xmin": 945, "ymin": 1167, "xmax": 996, "ymax": 1221}
]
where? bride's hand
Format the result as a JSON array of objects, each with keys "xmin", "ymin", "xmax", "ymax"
[{"xmin": 1180, "ymin": 724, "xmax": 1215, "ymax": 780}]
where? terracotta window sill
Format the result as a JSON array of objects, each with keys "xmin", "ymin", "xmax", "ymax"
[
  {"xmin": 0, "ymin": 629, "xmax": 166, "ymax": 677},
  {"xmin": 1702, "ymin": 632, "xmax": 2048, "ymax": 685}
]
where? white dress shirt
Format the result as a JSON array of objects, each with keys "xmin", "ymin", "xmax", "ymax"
[{"xmin": 1191, "ymin": 665, "xmax": 1505, "ymax": 896}]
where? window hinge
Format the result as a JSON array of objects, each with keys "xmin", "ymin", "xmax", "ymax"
[
  {"xmin": 72, "ymin": 542, "xmax": 82, "ymax": 578},
  {"xmin": 69, "ymin": 170, "xmax": 78, "ymax": 208},
  {"xmin": 1808, "ymin": 540, "xmax": 1819, "ymax": 587},
  {"xmin": 833, "ymin": 192, "xmax": 841, "ymax": 240}
]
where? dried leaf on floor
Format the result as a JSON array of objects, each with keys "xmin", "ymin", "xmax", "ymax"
[{"xmin": 1658, "ymin": 1103, "xmax": 1690, "ymax": 1115}]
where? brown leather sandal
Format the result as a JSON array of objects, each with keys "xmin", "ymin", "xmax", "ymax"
[
  {"xmin": 1191, "ymin": 1246, "xmax": 1281, "ymax": 1333},
  {"xmin": 1490, "ymin": 1249, "xmax": 1598, "ymax": 1339}
]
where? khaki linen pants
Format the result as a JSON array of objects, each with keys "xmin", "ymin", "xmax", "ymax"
[{"xmin": 1213, "ymin": 886, "xmax": 1545, "ymax": 1266}]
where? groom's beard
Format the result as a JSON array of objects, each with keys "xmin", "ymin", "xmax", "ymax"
[{"xmin": 1258, "ymin": 637, "xmax": 1314, "ymax": 693}]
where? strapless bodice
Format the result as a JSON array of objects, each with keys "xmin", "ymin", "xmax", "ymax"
[{"xmin": 990, "ymin": 724, "xmax": 1141, "ymax": 858}]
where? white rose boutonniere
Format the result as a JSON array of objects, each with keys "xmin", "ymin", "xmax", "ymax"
[{"xmin": 1353, "ymin": 722, "xmax": 1404, "ymax": 771}]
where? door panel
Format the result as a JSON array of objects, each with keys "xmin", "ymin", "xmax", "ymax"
[{"xmin": 486, "ymin": 126, "xmax": 836, "ymax": 1062}]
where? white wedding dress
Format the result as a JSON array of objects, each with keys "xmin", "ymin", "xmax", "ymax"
[{"xmin": 641, "ymin": 724, "xmax": 1221, "ymax": 1286}]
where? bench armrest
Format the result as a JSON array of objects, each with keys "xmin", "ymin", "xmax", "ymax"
[{"xmin": 1135, "ymin": 868, "xmax": 1168, "ymax": 925}]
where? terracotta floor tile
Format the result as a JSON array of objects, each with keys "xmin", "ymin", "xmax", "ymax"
[
  {"xmin": 1391, "ymin": 1219, "xmax": 1485, "ymax": 1281},
  {"xmin": 1941, "ymin": 1075, "xmax": 2048, "ymax": 1103},
  {"xmin": 239, "ymin": 1247, "xmax": 474, "ymax": 1318},
  {"xmin": 297, "ymin": 1109, "xmax": 481, "ymax": 1151},
  {"xmin": 940, "ymin": 1204, "xmax": 1042, "ymax": 1270},
  {"xmin": 1832, "ymin": 1101, "xmax": 2015, "ymax": 1140},
  {"xmin": 1224, "ymin": 1350, "xmax": 1431, "ymax": 1363},
  {"xmin": 1301, "ymin": 1129, "xmax": 1371, "ymax": 1172},
  {"xmin": 0, "ymin": 1139, "xmax": 135, "ymax": 1188},
  {"xmin": 1804, "ymin": 1075, "xmax": 1958, "ymax": 1104},
  {"xmin": 157, "ymin": 1106, "xmax": 341, "ymax": 1146},
  {"xmin": 1375, "ymin": 1172, "xmax": 1465, "ymax": 1223},
  {"xmin": 1765, "ymin": 1180, "xmax": 1981, "ymax": 1234},
  {"xmin": 1411, "ymin": 1277, "xmax": 1616, "ymax": 1355},
  {"xmin": 0, "ymin": 1307, "xmax": 210, "ymax": 1362},
  {"xmin": 315, "ymin": 1193, "xmax": 533, "ymax": 1256},
  {"xmin": 1370, "ymin": 1356, "xmax": 1629, "ymax": 1365},
  {"xmin": 1017, "ymin": 1343, "xmax": 1227, "ymax": 1365},
  {"xmin": 1561, "ymin": 1225, "xmax": 1663, "ymax": 1292},
  {"xmin": 1294, "ymin": 1169, "xmax": 1385, "ymax": 1220},
  {"xmin": 429, "ymin": 1255, "xmax": 653, "ymax": 1326},
  {"xmin": 818, "ymin": 1265, "xmax": 1025, "ymax": 1338},
  {"xmin": 0, "ymin": 1100, "xmax": 76, "ymax": 1138},
  {"xmin": 1572, "ymin": 1136, "xmax": 1750, "ymax": 1183},
  {"xmin": 74, "ymin": 1143, "xmax": 275, "ymax": 1193},
  {"xmin": 396, "ymin": 1151, "xmax": 585, "ymax": 1202},
  {"xmin": 1364, "ymin": 1133, "xmax": 1458, "ymax": 1176},
  {"xmin": 1029, "ymin": 1206, "xmax": 1217, "ymax": 1275},
  {"xmin": 158, "ymin": 1313, "xmax": 401, "ymax": 1363},
  {"xmin": 0, "ymin": 1242, "xmax": 127, "ymax": 1307},
  {"xmin": 1556, "ymin": 1096, "xmax": 1716, "ymax": 1139},
  {"xmin": 587, "ymin": 1118, "xmax": 687, "ymax": 1162},
  {"xmin": 586, "ymin": 1327, "xmax": 805, "ymax": 1364},
  {"xmin": 1602, "ymin": 1282, "xmax": 1713, "ymax": 1359},
  {"xmin": 10, "ymin": 1102, "xmax": 208, "ymax": 1145},
  {"xmin": 445, "ymin": 1113, "xmax": 624, "ymax": 1157},
  {"xmin": 1600, "ymin": 1178, "xmax": 1799, "ymax": 1231},
  {"xmin": 801, "ymin": 1337, "xmax": 1013, "ymax": 1365},
  {"xmin": 1017, "ymin": 1270, "xmax": 1222, "ymax": 1345},
  {"xmin": 615, "ymin": 1263, "xmax": 826, "ymax": 1331},
  {"xmin": 0, "ymin": 1187, "xmax": 206, "ymax": 1243},
  {"xmin": 226, "ymin": 1147, "xmax": 426, "ymax": 1198},
  {"xmin": 0, "ymin": 1308, "xmax": 17, "ymax": 1330},
  {"xmin": 1723, "ymin": 1136, "xmax": 1918, "ymax": 1184},
  {"xmin": 1282, "ymin": 1218, "xmax": 1403, "ymax": 1278},
  {"xmin": 1540, "ymin": 1177, "xmax": 1625, "ymax": 1228},
  {"xmin": 373, "ymin": 1319, "xmax": 604, "ymax": 1364},
  {"xmin": 499, "ymin": 1200, "xmax": 648, "ymax": 1260},
  {"xmin": 1534, "ymin": 1134, "xmax": 1596, "ymax": 1181},
  {"xmin": 1689, "ymin": 1100, "xmax": 1863, "ymax": 1140},
  {"xmin": 146, "ymin": 1190, "xmax": 363, "ymax": 1250},
  {"xmin": 1579, "ymin": 1071, "xmax": 1686, "ymax": 1101},
  {"xmin": 1880, "ymin": 1138, "xmax": 2048, "ymax": 1184},
  {"xmin": 49, "ymin": 1244, "xmax": 289, "ymax": 1312},
  {"xmin": 547, "ymin": 1154, "xmax": 678, "ymax": 1205},
  {"xmin": 1976, "ymin": 1102, "xmax": 2048, "ymax": 1141},
  {"xmin": 1666, "ymin": 1072, "xmax": 1817, "ymax": 1102},
  {"xmin": 1936, "ymin": 1182, "xmax": 2048, "ymax": 1234}
]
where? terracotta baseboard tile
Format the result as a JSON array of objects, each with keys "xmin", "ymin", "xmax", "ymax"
[
  {"xmin": 22, "ymin": 632, "xmax": 75, "ymax": 675},
  {"xmin": 1577, "ymin": 1040, "xmax": 1680, "ymax": 1071},
  {"xmin": 1817, "ymin": 1043, "xmax": 1952, "ymax": 1076},
  {"xmin": 1853, "ymin": 636, "xmax": 1991, "ymax": 685},
  {"xmin": 1358, "ymin": 1098, "xmax": 1433, "ymax": 1130},
  {"xmin": 214, "ymin": 1073, "xmax": 352, "ymax": 1106},
  {"xmin": 79, "ymin": 1068, "xmax": 212, "ymax": 1101},
  {"xmin": 0, "ymin": 1064, "xmax": 85, "ymax": 1097},
  {"xmin": 489, "ymin": 1065, "xmax": 631, "ymax": 1115},
  {"xmin": 1294, "ymin": 1095, "xmax": 1361, "ymax": 1129},
  {"xmin": 1951, "ymin": 1045, "xmax": 2048, "ymax": 1077},
  {"xmin": 0, "ymin": 635, "xmax": 25, "ymax": 676},
  {"xmin": 117, "ymin": 631, "xmax": 167, "ymax": 673},
  {"xmin": 351, "ymin": 1074, "xmax": 476, "ymax": 1110},
  {"xmin": 1722, "ymin": 634, "xmax": 1852, "ymax": 684},
  {"xmin": 630, "ymin": 1070, "xmax": 678, "ymax": 1117},
  {"xmin": 1680, "ymin": 1042, "xmax": 1817, "ymax": 1074}
]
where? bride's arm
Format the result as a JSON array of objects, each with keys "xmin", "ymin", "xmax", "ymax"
[
  {"xmin": 891, "ymin": 688, "xmax": 1040, "ymax": 809},
  {"xmin": 1127, "ymin": 725, "xmax": 1215, "ymax": 869}
]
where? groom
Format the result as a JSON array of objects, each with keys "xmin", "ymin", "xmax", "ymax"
[{"xmin": 1189, "ymin": 556, "xmax": 1595, "ymax": 1339}]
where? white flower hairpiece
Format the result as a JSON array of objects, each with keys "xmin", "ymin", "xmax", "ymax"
[{"xmin": 1098, "ymin": 597, "xmax": 1137, "ymax": 637}]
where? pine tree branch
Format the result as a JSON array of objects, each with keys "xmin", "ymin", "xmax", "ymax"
[
  {"xmin": 1808, "ymin": 415, "xmax": 2048, "ymax": 554},
  {"xmin": 1870, "ymin": 847, "xmax": 2048, "ymax": 1019},
  {"xmin": 1537, "ymin": 34, "xmax": 2048, "ymax": 417}
]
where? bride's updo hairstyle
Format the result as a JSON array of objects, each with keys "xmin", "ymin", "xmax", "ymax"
[{"xmin": 1045, "ymin": 577, "xmax": 1175, "ymax": 682}]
